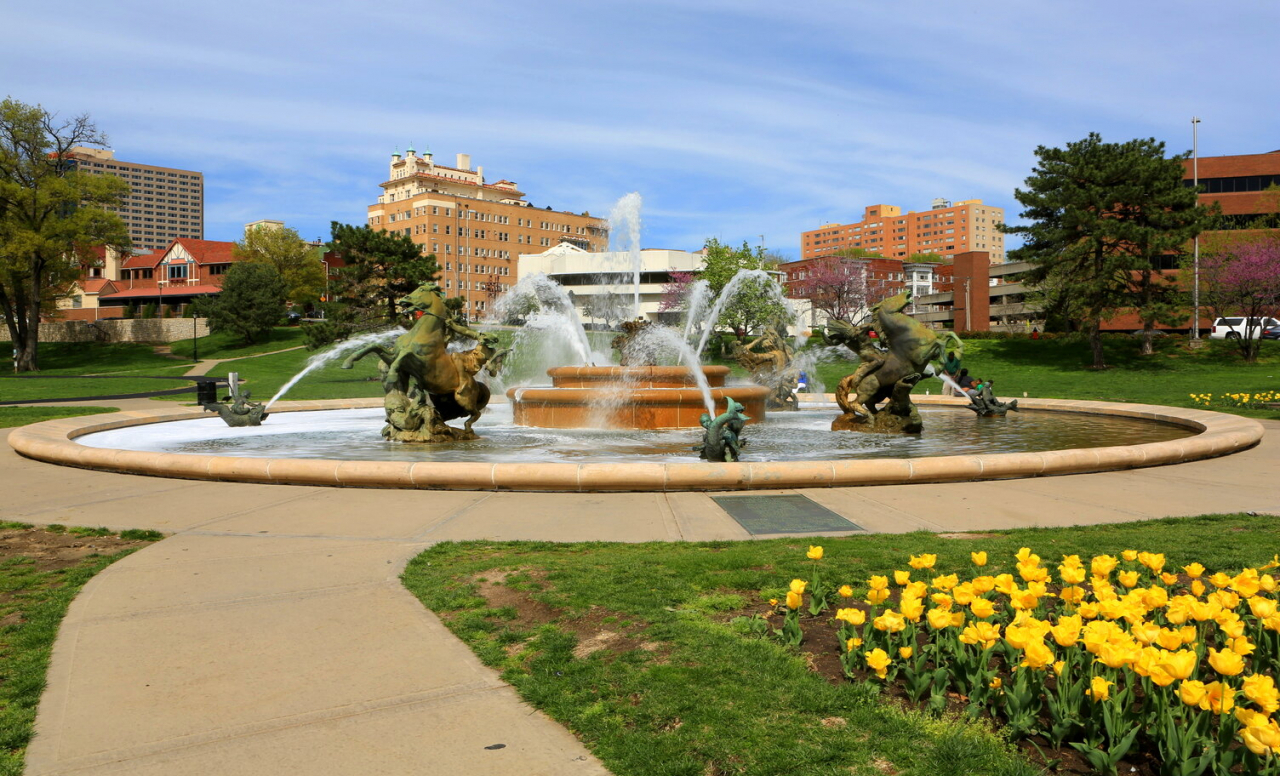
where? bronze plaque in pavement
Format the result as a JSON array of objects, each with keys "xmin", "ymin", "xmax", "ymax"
[{"xmin": 710, "ymin": 494, "xmax": 863, "ymax": 535}]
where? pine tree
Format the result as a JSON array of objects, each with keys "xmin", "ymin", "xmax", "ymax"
[
  {"xmin": 1003, "ymin": 133, "xmax": 1212, "ymax": 366},
  {"xmin": 325, "ymin": 222, "xmax": 439, "ymax": 330}
]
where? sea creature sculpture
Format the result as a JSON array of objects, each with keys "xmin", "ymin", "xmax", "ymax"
[
  {"xmin": 694, "ymin": 397, "xmax": 749, "ymax": 462},
  {"xmin": 965, "ymin": 380, "xmax": 1020, "ymax": 417},
  {"xmin": 203, "ymin": 390, "xmax": 269, "ymax": 427},
  {"xmin": 731, "ymin": 319, "xmax": 799, "ymax": 410},
  {"xmin": 340, "ymin": 281, "xmax": 498, "ymax": 442}
]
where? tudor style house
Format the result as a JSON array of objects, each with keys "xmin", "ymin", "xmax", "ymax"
[{"xmin": 55, "ymin": 238, "xmax": 238, "ymax": 320}]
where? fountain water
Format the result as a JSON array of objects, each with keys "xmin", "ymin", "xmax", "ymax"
[
  {"xmin": 681, "ymin": 279, "xmax": 713, "ymax": 347},
  {"xmin": 608, "ymin": 192, "xmax": 643, "ymax": 318},
  {"xmin": 264, "ymin": 328, "xmax": 403, "ymax": 410},
  {"xmin": 693, "ymin": 269, "xmax": 796, "ymax": 357},
  {"xmin": 625, "ymin": 325, "xmax": 716, "ymax": 415}
]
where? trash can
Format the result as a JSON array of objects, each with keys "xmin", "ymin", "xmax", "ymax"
[{"xmin": 196, "ymin": 380, "xmax": 219, "ymax": 406}]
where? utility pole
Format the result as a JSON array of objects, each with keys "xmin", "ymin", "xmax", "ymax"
[{"xmin": 1191, "ymin": 116, "xmax": 1202, "ymax": 345}]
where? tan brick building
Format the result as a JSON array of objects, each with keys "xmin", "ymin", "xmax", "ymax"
[
  {"xmin": 366, "ymin": 148, "xmax": 609, "ymax": 317},
  {"xmin": 801, "ymin": 199, "xmax": 1006, "ymax": 263},
  {"xmin": 68, "ymin": 147, "xmax": 204, "ymax": 253}
]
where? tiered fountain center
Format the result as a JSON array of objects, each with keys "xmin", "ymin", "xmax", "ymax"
[{"xmin": 507, "ymin": 366, "xmax": 770, "ymax": 429}]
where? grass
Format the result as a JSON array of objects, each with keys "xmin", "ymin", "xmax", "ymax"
[
  {"xmin": 0, "ymin": 368, "xmax": 195, "ymax": 403},
  {"xmin": 0, "ymin": 524, "xmax": 164, "ymax": 776},
  {"xmin": 168, "ymin": 326, "xmax": 306, "ymax": 361},
  {"xmin": 20, "ymin": 342, "xmax": 185, "ymax": 375},
  {"xmin": 402, "ymin": 513, "xmax": 1280, "ymax": 776},
  {"xmin": 152, "ymin": 346, "xmax": 386, "ymax": 403},
  {"xmin": 0, "ymin": 407, "xmax": 115, "ymax": 428}
]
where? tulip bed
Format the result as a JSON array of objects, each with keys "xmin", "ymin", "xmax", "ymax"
[
  {"xmin": 770, "ymin": 544, "xmax": 1280, "ymax": 775},
  {"xmin": 403, "ymin": 514, "xmax": 1280, "ymax": 776}
]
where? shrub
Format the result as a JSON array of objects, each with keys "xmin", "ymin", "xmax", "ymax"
[{"xmin": 140, "ymin": 303, "xmax": 157, "ymax": 319}]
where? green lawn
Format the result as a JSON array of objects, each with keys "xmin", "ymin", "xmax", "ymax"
[
  {"xmin": 0, "ymin": 523, "xmax": 164, "ymax": 776},
  {"xmin": 403, "ymin": 513, "xmax": 1280, "ymax": 776},
  {"xmin": 168, "ymin": 326, "xmax": 306, "ymax": 361},
  {"xmin": 154, "ymin": 346, "xmax": 385, "ymax": 403},
  {"xmin": 17, "ymin": 342, "xmax": 184, "ymax": 375},
  {"xmin": 0, "ymin": 368, "xmax": 195, "ymax": 403},
  {"xmin": 0, "ymin": 406, "xmax": 116, "ymax": 428}
]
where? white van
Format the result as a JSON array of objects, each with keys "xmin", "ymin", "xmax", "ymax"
[{"xmin": 1210, "ymin": 316, "xmax": 1280, "ymax": 339}]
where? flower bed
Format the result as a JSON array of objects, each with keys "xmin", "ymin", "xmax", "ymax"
[
  {"xmin": 757, "ymin": 545, "xmax": 1280, "ymax": 776},
  {"xmin": 1191, "ymin": 391, "xmax": 1280, "ymax": 411}
]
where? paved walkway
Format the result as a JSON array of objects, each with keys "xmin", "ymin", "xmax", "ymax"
[
  {"xmin": 183, "ymin": 345, "xmax": 305, "ymax": 377},
  {"xmin": 2, "ymin": 417, "xmax": 1277, "ymax": 775}
]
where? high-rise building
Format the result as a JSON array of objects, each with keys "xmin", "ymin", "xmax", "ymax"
[
  {"xmin": 67, "ymin": 147, "xmax": 204, "ymax": 253},
  {"xmin": 366, "ymin": 147, "xmax": 608, "ymax": 317},
  {"xmin": 801, "ymin": 199, "xmax": 1006, "ymax": 263}
]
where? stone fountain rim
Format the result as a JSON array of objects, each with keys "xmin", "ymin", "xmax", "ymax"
[{"xmin": 7, "ymin": 396, "xmax": 1262, "ymax": 492}]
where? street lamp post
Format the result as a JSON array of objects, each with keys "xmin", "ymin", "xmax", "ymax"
[
  {"xmin": 1191, "ymin": 116, "xmax": 1202, "ymax": 343},
  {"xmin": 192, "ymin": 309, "xmax": 199, "ymax": 362}
]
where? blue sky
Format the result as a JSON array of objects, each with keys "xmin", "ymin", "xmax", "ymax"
[{"xmin": 6, "ymin": 1, "xmax": 1277, "ymax": 259}]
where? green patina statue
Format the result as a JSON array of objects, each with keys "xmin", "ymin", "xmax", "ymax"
[
  {"xmin": 965, "ymin": 379, "xmax": 1019, "ymax": 417},
  {"xmin": 730, "ymin": 319, "xmax": 799, "ymax": 410},
  {"xmin": 340, "ymin": 281, "xmax": 503, "ymax": 443},
  {"xmin": 204, "ymin": 389, "xmax": 269, "ymax": 427},
  {"xmin": 694, "ymin": 397, "xmax": 749, "ymax": 462},
  {"xmin": 830, "ymin": 290, "xmax": 962, "ymax": 435}
]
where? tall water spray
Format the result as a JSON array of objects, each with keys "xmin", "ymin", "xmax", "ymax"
[
  {"xmin": 264, "ymin": 328, "xmax": 404, "ymax": 410},
  {"xmin": 625, "ymin": 326, "xmax": 717, "ymax": 416},
  {"xmin": 608, "ymin": 193, "xmax": 643, "ymax": 318},
  {"xmin": 681, "ymin": 279, "xmax": 713, "ymax": 347},
  {"xmin": 694, "ymin": 269, "xmax": 797, "ymax": 357}
]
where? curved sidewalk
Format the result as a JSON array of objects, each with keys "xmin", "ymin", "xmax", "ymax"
[{"xmin": 2, "ymin": 419, "xmax": 1277, "ymax": 775}]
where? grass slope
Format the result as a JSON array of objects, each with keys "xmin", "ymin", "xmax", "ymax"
[
  {"xmin": 22, "ymin": 342, "xmax": 184, "ymax": 375},
  {"xmin": 0, "ymin": 369, "xmax": 195, "ymax": 403},
  {"xmin": 0, "ymin": 407, "xmax": 115, "ymax": 428},
  {"xmin": 403, "ymin": 514, "xmax": 1280, "ymax": 776},
  {"xmin": 168, "ymin": 326, "xmax": 306, "ymax": 360}
]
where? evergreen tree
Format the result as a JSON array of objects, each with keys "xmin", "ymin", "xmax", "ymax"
[
  {"xmin": 325, "ymin": 222, "xmax": 439, "ymax": 331},
  {"xmin": 0, "ymin": 99, "xmax": 130, "ymax": 371},
  {"xmin": 1003, "ymin": 133, "xmax": 1212, "ymax": 366},
  {"xmin": 195, "ymin": 263, "xmax": 286, "ymax": 345}
]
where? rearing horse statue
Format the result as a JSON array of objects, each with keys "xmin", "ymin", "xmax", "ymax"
[
  {"xmin": 833, "ymin": 290, "xmax": 962, "ymax": 433},
  {"xmin": 341, "ymin": 281, "xmax": 500, "ymax": 442}
]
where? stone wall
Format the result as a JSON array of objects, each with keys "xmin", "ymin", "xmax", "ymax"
[{"xmin": 1, "ymin": 318, "xmax": 209, "ymax": 344}]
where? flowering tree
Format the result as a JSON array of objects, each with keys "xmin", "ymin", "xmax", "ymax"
[
  {"xmin": 1201, "ymin": 235, "xmax": 1280, "ymax": 362},
  {"xmin": 659, "ymin": 270, "xmax": 697, "ymax": 313},
  {"xmin": 790, "ymin": 258, "xmax": 868, "ymax": 324}
]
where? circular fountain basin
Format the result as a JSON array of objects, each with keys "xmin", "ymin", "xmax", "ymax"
[
  {"xmin": 507, "ymin": 366, "xmax": 770, "ymax": 429},
  {"xmin": 8, "ymin": 396, "xmax": 1263, "ymax": 492}
]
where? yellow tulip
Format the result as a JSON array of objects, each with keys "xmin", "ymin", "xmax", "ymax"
[
  {"xmin": 1180, "ymin": 680, "xmax": 1208, "ymax": 707},
  {"xmin": 1019, "ymin": 564, "xmax": 1050, "ymax": 583},
  {"xmin": 1240, "ymin": 721, "xmax": 1280, "ymax": 757},
  {"xmin": 865, "ymin": 588, "xmax": 890, "ymax": 606},
  {"xmin": 1232, "ymin": 568, "xmax": 1262, "ymax": 598},
  {"xmin": 1243, "ymin": 674, "xmax": 1280, "ymax": 714},
  {"xmin": 1208, "ymin": 648, "xmax": 1245, "ymax": 676},
  {"xmin": 899, "ymin": 596, "xmax": 924, "ymax": 623},
  {"xmin": 1131, "ymin": 620, "xmax": 1161, "ymax": 646},
  {"xmin": 1091, "ymin": 555, "xmax": 1118, "ymax": 578},
  {"xmin": 907, "ymin": 553, "xmax": 936, "ymax": 570},
  {"xmin": 868, "ymin": 575, "xmax": 889, "ymax": 590},
  {"xmin": 1209, "ymin": 572, "xmax": 1233, "ymax": 589},
  {"xmin": 786, "ymin": 590, "xmax": 803, "ymax": 610},
  {"xmin": 1161, "ymin": 572, "xmax": 1179, "ymax": 586},
  {"xmin": 1059, "ymin": 586, "xmax": 1086, "ymax": 606},
  {"xmin": 1155, "ymin": 628, "xmax": 1184, "ymax": 651},
  {"xmin": 1138, "ymin": 552, "xmax": 1166, "ymax": 572},
  {"xmin": 1015, "ymin": 547, "xmax": 1040, "ymax": 565},
  {"xmin": 873, "ymin": 609, "xmax": 906, "ymax": 633},
  {"xmin": 1191, "ymin": 580, "xmax": 1206, "ymax": 597},
  {"xmin": 893, "ymin": 570, "xmax": 911, "ymax": 586},
  {"xmin": 1050, "ymin": 615, "xmax": 1082, "ymax": 647},
  {"xmin": 1053, "ymin": 660, "xmax": 1066, "ymax": 676},
  {"xmin": 1248, "ymin": 596, "xmax": 1277, "ymax": 619},
  {"xmin": 1203, "ymin": 681, "xmax": 1236, "ymax": 714},
  {"xmin": 993, "ymin": 574, "xmax": 1018, "ymax": 596},
  {"xmin": 1161, "ymin": 649, "xmax": 1198, "ymax": 681},
  {"xmin": 846, "ymin": 637, "xmax": 863, "ymax": 651},
  {"xmin": 931, "ymin": 593, "xmax": 953, "ymax": 609},
  {"xmin": 959, "ymin": 621, "xmax": 1001, "ymax": 650},
  {"xmin": 971, "ymin": 575, "xmax": 996, "ymax": 594},
  {"xmin": 865, "ymin": 648, "xmax": 891, "ymax": 678},
  {"xmin": 990, "ymin": 676, "xmax": 1002, "ymax": 689},
  {"xmin": 899, "ymin": 646, "xmax": 913, "ymax": 659},
  {"xmin": 1262, "ymin": 574, "xmax": 1277, "ymax": 592},
  {"xmin": 1021, "ymin": 640, "xmax": 1055, "ymax": 670},
  {"xmin": 835, "ymin": 608, "xmax": 866, "ymax": 626},
  {"xmin": 806, "ymin": 545, "xmax": 823, "ymax": 560},
  {"xmin": 970, "ymin": 551, "xmax": 987, "ymax": 567},
  {"xmin": 931, "ymin": 574, "xmax": 958, "ymax": 591},
  {"xmin": 949, "ymin": 611, "xmax": 966, "ymax": 628},
  {"xmin": 1087, "ymin": 676, "xmax": 1112, "ymax": 702},
  {"xmin": 970, "ymin": 598, "xmax": 996, "ymax": 619},
  {"xmin": 1122, "ymin": 550, "xmax": 1138, "ymax": 562},
  {"xmin": 790, "ymin": 579, "xmax": 807, "ymax": 594},
  {"xmin": 926, "ymin": 607, "xmax": 954, "ymax": 630},
  {"xmin": 1118, "ymin": 570, "xmax": 1140, "ymax": 589},
  {"xmin": 1230, "ymin": 636, "xmax": 1255, "ymax": 657},
  {"xmin": 1059, "ymin": 565, "xmax": 1086, "ymax": 585},
  {"xmin": 838, "ymin": 585, "xmax": 854, "ymax": 599},
  {"xmin": 1004, "ymin": 624, "xmax": 1035, "ymax": 650},
  {"xmin": 1096, "ymin": 642, "xmax": 1138, "ymax": 669}
]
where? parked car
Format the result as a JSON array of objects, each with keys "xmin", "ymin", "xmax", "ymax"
[
  {"xmin": 1209, "ymin": 316, "xmax": 1280, "ymax": 340},
  {"xmin": 1262, "ymin": 325, "xmax": 1280, "ymax": 341}
]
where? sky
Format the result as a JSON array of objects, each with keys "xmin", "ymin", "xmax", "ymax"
[{"xmin": 5, "ymin": 0, "xmax": 1278, "ymax": 259}]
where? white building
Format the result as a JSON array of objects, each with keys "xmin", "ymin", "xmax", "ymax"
[{"xmin": 517, "ymin": 244, "xmax": 703, "ymax": 325}]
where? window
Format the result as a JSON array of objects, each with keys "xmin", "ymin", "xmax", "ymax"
[{"xmin": 167, "ymin": 263, "xmax": 189, "ymax": 280}]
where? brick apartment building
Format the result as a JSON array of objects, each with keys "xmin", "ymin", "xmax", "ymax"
[
  {"xmin": 366, "ymin": 148, "xmax": 608, "ymax": 317},
  {"xmin": 801, "ymin": 199, "xmax": 1007, "ymax": 263},
  {"xmin": 68, "ymin": 147, "xmax": 204, "ymax": 253}
]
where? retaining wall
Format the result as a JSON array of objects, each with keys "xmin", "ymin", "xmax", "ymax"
[{"xmin": 2, "ymin": 318, "xmax": 209, "ymax": 344}]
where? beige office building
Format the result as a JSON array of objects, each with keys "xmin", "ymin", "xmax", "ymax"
[
  {"xmin": 366, "ymin": 147, "xmax": 608, "ymax": 317},
  {"xmin": 68, "ymin": 147, "xmax": 204, "ymax": 253}
]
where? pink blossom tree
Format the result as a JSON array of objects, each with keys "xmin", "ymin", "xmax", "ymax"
[
  {"xmin": 659, "ymin": 270, "xmax": 697, "ymax": 313},
  {"xmin": 789, "ymin": 258, "xmax": 870, "ymax": 324},
  {"xmin": 1201, "ymin": 235, "xmax": 1280, "ymax": 362}
]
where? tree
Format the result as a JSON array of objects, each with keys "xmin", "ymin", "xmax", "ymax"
[
  {"xmin": 0, "ymin": 99, "xmax": 129, "ymax": 371},
  {"xmin": 1002, "ymin": 133, "xmax": 1212, "ymax": 367},
  {"xmin": 698, "ymin": 238, "xmax": 789, "ymax": 343},
  {"xmin": 659, "ymin": 270, "xmax": 697, "ymax": 313},
  {"xmin": 790, "ymin": 258, "xmax": 868, "ymax": 324},
  {"xmin": 195, "ymin": 263, "xmax": 286, "ymax": 345},
  {"xmin": 325, "ymin": 222, "xmax": 439, "ymax": 329},
  {"xmin": 1200, "ymin": 234, "xmax": 1280, "ymax": 362},
  {"xmin": 583, "ymin": 291, "xmax": 630, "ymax": 328},
  {"xmin": 233, "ymin": 224, "xmax": 326, "ymax": 307}
]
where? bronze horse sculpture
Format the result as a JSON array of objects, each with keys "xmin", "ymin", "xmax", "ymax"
[
  {"xmin": 832, "ymin": 290, "xmax": 962, "ymax": 434},
  {"xmin": 341, "ymin": 281, "xmax": 501, "ymax": 442}
]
